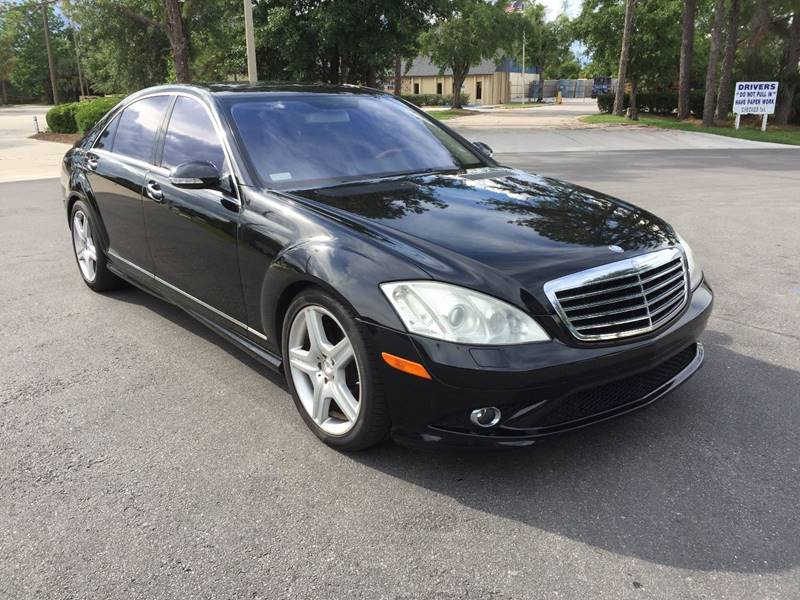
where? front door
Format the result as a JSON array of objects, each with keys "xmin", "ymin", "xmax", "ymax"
[{"xmin": 143, "ymin": 95, "xmax": 247, "ymax": 325}]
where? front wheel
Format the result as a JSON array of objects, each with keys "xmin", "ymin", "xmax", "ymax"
[{"xmin": 282, "ymin": 289, "xmax": 390, "ymax": 451}]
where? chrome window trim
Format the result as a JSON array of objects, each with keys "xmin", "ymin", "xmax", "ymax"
[
  {"xmin": 89, "ymin": 90, "xmax": 244, "ymax": 206},
  {"xmin": 108, "ymin": 250, "xmax": 267, "ymax": 341},
  {"xmin": 544, "ymin": 247, "xmax": 689, "ymax": 342}
]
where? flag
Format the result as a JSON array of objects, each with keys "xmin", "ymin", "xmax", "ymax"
[{"xmin": 505, "ymin": 1, "xmax": 525, "ymax": 13}]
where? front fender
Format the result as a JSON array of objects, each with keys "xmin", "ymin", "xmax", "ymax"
[{"xmin": 259, "ymin": 241, "xmax": 428, "ymax": 348}]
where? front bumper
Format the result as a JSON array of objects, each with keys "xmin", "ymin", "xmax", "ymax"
[{"xmin": 361, "ymin": 282, "xmax": 713, "ymax": 448}]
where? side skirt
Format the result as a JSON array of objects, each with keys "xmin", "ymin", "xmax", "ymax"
[{"xmin": 107, "ymin": 261, "xmax": 283, "ymax": 373}]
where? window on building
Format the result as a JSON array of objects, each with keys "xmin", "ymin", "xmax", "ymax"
[
  {"xmin": 413, "ymin": 83, "xmax": 420, "ymax": 95},
  {"xmin": 436, "ymin": 82, "xmax": 443, "ymax": 95},
  {"xmin": 476, "ymin": 81, "xmax": 483, "ymax": 101}
]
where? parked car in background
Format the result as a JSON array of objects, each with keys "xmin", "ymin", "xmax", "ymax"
[
  {"xmin": 61, "ymin": 84, "xmax": 712, "ymax": 450},
  {"xmin": 592, "ymin": 76, "xmax": 613, "ymax": 98}
]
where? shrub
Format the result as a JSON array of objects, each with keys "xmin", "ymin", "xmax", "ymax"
[
  {"xmin": 598, "ymin": 90, "xmax": 706, "ymax": 119},
  {"xmin": 46, "ymin": 103, "xmax": 79, "ymax": 133},
  {"xmin": 402, "ymin": 92, "xmax": 470, "ymax": 107},
  {"xmin": 74, "ymin": 95, "xmax": 124, "ymax": 134}
]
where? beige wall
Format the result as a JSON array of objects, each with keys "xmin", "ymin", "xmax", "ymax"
[{"xmin": 401, "ymin": 72, "xmax": 511, "ymax": 105}]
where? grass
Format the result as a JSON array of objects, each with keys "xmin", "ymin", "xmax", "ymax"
[
  {"xmin": 581, "ymin": 113, "xmax": 800, "ymax": 146},
  {"xmin": 429, "ymin": 109, "xmax": 480, "ymax": 120}
]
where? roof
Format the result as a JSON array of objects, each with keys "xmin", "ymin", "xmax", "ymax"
[
  {"xmin": 134, "ymin": 83, "xmax": 385, "ymax": 97},
  {"xmin": 404, "ymin": 56, "xmax": 501, "ymax": 77}
]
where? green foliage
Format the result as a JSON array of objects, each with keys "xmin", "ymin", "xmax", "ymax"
[
  {"xmin": 574, "ymin": 0, "xmax": 685, "ymax": 91},
  {"xmin": 401, "ymin": 92, "xmax": 470, "ymax": 106},
  {"xmin": 505, "ymin": 11, "xmax": 581, "ymax": 80},
  {"xmin": 74, "ymin": 96, "xmax": 123, "ymax": 134},
  {"xmin": 256, "ymin": 0, "xmax": 450, "ymax": 84},
  {"xmin": 419, "ymin": 0, "xmax": 512, "ymax": 107},
  {"xmin": 63, "ymin": 0, "xmax": 169, "ymax": 94},
  {"xmin": 46, "ymin": 102, "xmax": 79, "ymax": 133}
]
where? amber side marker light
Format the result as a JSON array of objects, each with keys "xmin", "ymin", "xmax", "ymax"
[{"xmin": 381, "ymin": 352, "xmax": 432, "ymax": 380}]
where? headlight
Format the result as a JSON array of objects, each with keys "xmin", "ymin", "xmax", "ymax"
[
  {"xmin": 676, "ymin": 232, "xmax": 703, "ymax": 290},
  {"xmin": 380, "ymin": 281, "xmax": 550, "ymax": 345}
]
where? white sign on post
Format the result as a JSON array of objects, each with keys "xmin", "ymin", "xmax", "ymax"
[{"xmin": 732, "ymin": 81, "xmax": 779, "ymax": 131}]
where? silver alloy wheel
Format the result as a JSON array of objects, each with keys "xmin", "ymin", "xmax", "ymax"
[
  {"xmin": 72, "ymin": 210, "xmax": 98, "ymax": 282},
  {"xmin": 287, "ymin": 305, "xmax": 361, "ymax": 436}
]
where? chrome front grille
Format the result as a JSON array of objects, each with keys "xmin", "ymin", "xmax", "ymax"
[{"xmin": 544, "ymin": 248, "xmax": 689, "ymax": 342}]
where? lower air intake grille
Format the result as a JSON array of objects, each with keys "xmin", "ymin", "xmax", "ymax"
[
  {"xmin": 535, "ymin": 344, "xmax": 698, "ymax": 428},
  {"xmin": 544, "ymin": 248, "xmax": 689, "ymax": 342}
]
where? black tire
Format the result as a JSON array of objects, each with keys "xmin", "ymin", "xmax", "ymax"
[
  {"xmin": 69, "ymin": 200, "xmax": 125, "ymax": 292},
  {"xmin": 282, "ymin": 288, "xmax": 391, "ymax": 451}
]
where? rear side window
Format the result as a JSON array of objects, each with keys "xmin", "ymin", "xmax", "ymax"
[
  {"xmin": 112, "ymin": 96, "xmax": 170, "ymax": 163},
  {"xmin": 161, "ymin": 96, "xmax": 226, "ymax": 171},
  {"xmin": 93, "ymin": 114, "xmax": 120, "ymax": 150}
]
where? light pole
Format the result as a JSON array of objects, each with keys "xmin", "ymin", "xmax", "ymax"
[{"xmin": 243, "ymin": 0, "xmax": 258, "ymax": 84}]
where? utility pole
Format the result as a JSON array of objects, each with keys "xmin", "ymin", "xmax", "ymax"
[
  {"xmin": 243, "ymin": 0, "xmax": 258, "ymax": 84},
  {"xmin": 40, "ymin": 2, "xmax": 59, "ymax": 104}
]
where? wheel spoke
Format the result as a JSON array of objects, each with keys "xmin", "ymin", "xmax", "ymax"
[
  {"xmin": 84, "ymin": 244, "xmax": 97, "ymax": 263},
  {"xmin": 312, "ymin": 381, "xmax": 331, "ymax": 425},
  {"xmin": 288, "ymin": 347, "xmax": 318, "ymax": 376},
  {"xmin": 73, "ymin": 216, "xmax": 86, "ymax": 243},
  {"xmin": 331, "ymin": 381, "xmax": 359, "ymax": 423},
  {"xmin": 82, "ymin": 215, "xmax": 90, "ymax": 239},
  {"xmin": 328, "ymin": 338, "xmax": 353, "ymax": 367},
  {"xmin": 305, "ymin": 309, "xmax": 332, "ymax": 355}
]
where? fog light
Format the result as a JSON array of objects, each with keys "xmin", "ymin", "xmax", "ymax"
[{"xmin": 470, "ymin": 407, "xmax": 501, "ymax": 428}]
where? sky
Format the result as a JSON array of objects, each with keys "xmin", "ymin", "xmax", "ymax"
[{"xmin": 538, "ymin": 0, "xmax": 583, "ymax": 21}]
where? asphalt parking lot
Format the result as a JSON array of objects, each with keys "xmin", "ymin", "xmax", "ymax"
[{"xmin": 2, "ymin": 147, "xmax": 799, "ymax": 599}]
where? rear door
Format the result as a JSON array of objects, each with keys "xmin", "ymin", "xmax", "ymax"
[
  {"xmin": 85, "ymin": 95, "xmax": 171, "ymax": 274},
  {"xmin": 143, "ymin": 95, "xmax": 247, "ymax": 325}
]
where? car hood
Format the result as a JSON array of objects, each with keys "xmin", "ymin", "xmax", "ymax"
[{"xmin": 289, "ymin": 167, "xmax": 678, "ymax": 312}]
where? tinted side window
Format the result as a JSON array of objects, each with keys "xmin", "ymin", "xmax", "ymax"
[
  {"xmin": 161, "ymin": 97, "xmax": 226, "ymax": 171},
  {"xmin": 93, "ymin": 113, "xmax": 120, "ymax": 150},
  {"xmin": 112, "ymin": 96, "xmax": 170, "ymax": 163}
]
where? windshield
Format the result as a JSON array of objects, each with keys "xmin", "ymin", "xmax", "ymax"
[{"xmin": 222, "ymin": 93, "xmax": 485, "ymax": 190}]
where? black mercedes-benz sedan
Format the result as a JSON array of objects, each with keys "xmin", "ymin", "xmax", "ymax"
[{"xmin": 61, "ymin": 84, "xmax": 713, "ymax": 450}]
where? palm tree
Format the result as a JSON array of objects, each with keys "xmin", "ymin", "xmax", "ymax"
[
  {"xmin": 702, "ymin": 0, "xmax": 726, "ymax": 127},
  {"xmin": 613, "ymin": 0, "xmax": 636, "ymax": 116},
  {"xmin": 716, "ymin": 0, "xmax": 741, "ymax": 122},
  {"xmin": 678, "ymin": 0, "xmax": 697, "ymax": 120}
]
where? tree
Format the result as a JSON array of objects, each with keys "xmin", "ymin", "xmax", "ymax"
[
  {"xmin": 715, "ymin": 0, "xmax": 741, "ymax": 120},
  {"xmin": 420, "ymin": 0, "xmax": 511, "ymax": 108},
  {"xmin": 0, "ymin": 7, "xmax": 17, "ymax": 104},
  {"xmin": 613, "ymin": 0, "xmax": 636, "ymax": 116},
  {"xmin": 775, "ymin": 7, "xmax": 800, "ymax": 124},
  {"xmin": 678, "ymin": 0, "xmax": 697, "ymax": 119},
  {"xmin": 163, "ymin": 0, "xmax": 190, "ymax": 83},
  {"xmin": 702, "ymin": 0, "xmax": 726, "ymax": 126}
]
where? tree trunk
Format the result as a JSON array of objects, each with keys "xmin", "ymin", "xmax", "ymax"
[
  {"xmin": 678, "ymin": 0, "xmax": 697, "ymax": 119},
  {"xmin": 0, "ymin": 79, "xmax": 7, "ymax": 105},
  {"xmin": 366, "ymin": 65, "xmax": 377, "ymax": 89},
  {"xmin": 702, "ymin": 0, "xmax": 726, "ymax": 127},
  {"xmin": 613, "ymin": 0, "xmax": 636, "ymax": 116},
  {"xmin": 775, "ymin": 9, "xmax": 800, "ymax": 125},
  {"xmin": 452, "ymin": 65, "xmax": 468, "ymax": 109},
  {"xmin": 164, "ymin": 0, "xmax": 191, "ymax": 83},
  {"xmin": 715, "ymin": 0, "xmax": 741, "ymax": 121},
  {"xmin": 394, "ymin": 56, "xmax": 402, "ymax": 96},
  {"xmin": 628, "ymin": 80, "xmax": 639, "ymax": 120}
]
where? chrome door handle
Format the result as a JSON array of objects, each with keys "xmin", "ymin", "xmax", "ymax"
[{"xmin": 146, "ymin": 181, "xmax": 163, "ymax": 202}]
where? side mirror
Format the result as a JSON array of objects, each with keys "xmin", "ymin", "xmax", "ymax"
[
  {"xmin": 169, "ymin": 160, "xmax": 221, "ymax": 189},
  {"xmin": 472, "ymin": 141, "xmax": 494, "ymax": 158}
]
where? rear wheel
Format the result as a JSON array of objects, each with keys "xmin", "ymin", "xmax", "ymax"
[
  {"xmin": 70, "ymin": 200, "xmax": 124, "ymax": 292},
  {"xmin": 282, "ymin": 289, "xmax": 390, "ymax": 450}
]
